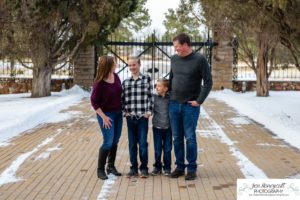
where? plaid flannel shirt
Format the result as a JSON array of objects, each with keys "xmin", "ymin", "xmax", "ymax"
[{"xmin": 121, "ymin": 74, "xmax": 154, "ymax": 117}]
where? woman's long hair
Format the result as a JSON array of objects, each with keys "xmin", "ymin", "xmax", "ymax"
[{"xmin": 94, "ymin": 55, "xmax": 115, "ymax": 83}]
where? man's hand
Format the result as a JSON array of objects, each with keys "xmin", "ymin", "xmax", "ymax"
[{"xmin": 188, "ymin": 101, "xmax": 200, "ymax": 107}]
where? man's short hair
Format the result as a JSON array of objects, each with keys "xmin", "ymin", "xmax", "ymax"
[{"xmin": 173, "ymin": 33, "xmax": 191, "ymax": 46}]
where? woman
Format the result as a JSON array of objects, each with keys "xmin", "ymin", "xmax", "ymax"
[{"xmin": 90, "ymin": 55, "xmax": 122, "ymax": 180}]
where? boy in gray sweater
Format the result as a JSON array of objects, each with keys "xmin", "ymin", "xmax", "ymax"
[{"xmin": 151, "ymin": 78, "xmax": 172, "ymax": 176}]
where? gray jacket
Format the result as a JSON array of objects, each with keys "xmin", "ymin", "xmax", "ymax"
[{"xmin": 152, "ymin": 93, "xmax": 170, "ymax": 129}]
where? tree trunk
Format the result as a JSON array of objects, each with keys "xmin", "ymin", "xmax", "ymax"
[
  {"xmin": 256, "ymin": 30, "xmax": 269, "ymax": 97},
  {"xmin": 10, "ymin": 59, "xmax": 15, "ymax": 77},
  {"xmin": 31, "ymin": 65, "xmax": 52, "ymax": 97}
]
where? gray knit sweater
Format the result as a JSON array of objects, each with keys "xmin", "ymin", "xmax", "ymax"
[{"xmin": 169, "ymin": 52, "xmax": 213, "ymax": 104}]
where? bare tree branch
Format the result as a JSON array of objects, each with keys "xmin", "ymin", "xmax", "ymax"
[
  {"xmin": 52, "ymin": 31, "xmax": 86, "ymax": 68},
  {"xmin": 53, "ymin": 60, "xmax": 68, "ymax": 71},
  {"xmin": 52, "ymin": 27, "xmax": 72, "ymax": 57},
  {"xmin": 16, "ymin": 58, "xmax": 34, "ymax": 69}
]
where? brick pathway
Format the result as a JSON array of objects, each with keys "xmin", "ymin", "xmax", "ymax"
[{"xmin": 0, "ymin": 97, "xmax": 299, "ymax": 200}]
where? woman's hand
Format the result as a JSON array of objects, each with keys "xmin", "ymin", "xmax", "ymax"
[
  {"xmin": 101, "ymin": 115, "xmax": 112, "ymax": 129},
  {"xmin": 96, "ymin": 108, "xmax": 112, "ymax": 129}
]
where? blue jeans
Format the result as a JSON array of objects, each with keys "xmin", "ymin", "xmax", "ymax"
[
  {"xmin": 126, "ymin": 116, "xmax": 149, "ymax": 171},
  {"xmin": 152, "ymin": 127, "xmax": 172, "ymax": 171},
  {"xmin": 169, "ymin": 100, "xmax": 200, "ymax": 172},
  {"xmin": 96, "ymin": 111, "xmax": 123, "ymax": 150}
]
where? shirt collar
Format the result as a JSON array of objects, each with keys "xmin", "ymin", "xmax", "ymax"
[
  {"xmin": 157, "ymin": 92, "xmax": 169, "ymax": 98},
  {"xmin": 130, "ymin": 73, "xmax": 144, "ymax": 81}
]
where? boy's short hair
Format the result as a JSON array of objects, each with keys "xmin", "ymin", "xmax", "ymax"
[
  {"xmin": 157, "ymin": 78, "xmax": 170, "ymax": 91},
  {"xmin": 128, "ymin": 55, "xmax": 141, "ymax": 65}
]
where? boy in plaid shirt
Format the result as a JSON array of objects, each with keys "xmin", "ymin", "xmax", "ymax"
[{"xmin": 122, "ymin": 56, "xmax": 153, "ymax": 178}]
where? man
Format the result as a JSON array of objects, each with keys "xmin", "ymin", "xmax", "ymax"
[
  {"xmin": 169, "ymin": 33, "xmax": 213, "ymax": 180},
  {"xmin": 122, "ymin": 56, "xmax": 153, "ymax": 178}
]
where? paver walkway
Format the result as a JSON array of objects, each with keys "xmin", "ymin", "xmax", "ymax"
[{"xmin": 0, "ymin": 97, "xmax": 299, "ymax": 200}]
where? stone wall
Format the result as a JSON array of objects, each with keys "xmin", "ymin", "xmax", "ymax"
[
  {"xmin": 73, "ymin": 46, "xmax": 95, "ymax": 90},
  {"xmin": 0, "ymin": 78, "xmax": 73, "ymax": 94},
  {"xmin": 3, "ymin": 77, "xmax": 298, "ymax": 94},
  {"xmin": 232, "ymin": 81, "xmax": 300, "ymax": 92},
  {"xmin": 211, "ymin": 31, "xmax": 233, "ymax": 90}
]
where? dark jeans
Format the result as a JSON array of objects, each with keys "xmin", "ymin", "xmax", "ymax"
[
  {"xmin": 169, "ymin": 100, "xmax": 200, "ymax": 172},
  {"xmin": 126, "ymin": 116, "xmax": 149, "ymax": 171},
  {"xmin": 152, "ymin": 127, "xmax": 172, "ymax": 171},
  {"xmin": 96, "ymin": 111, "xmax": 123, "ymax": 150}
]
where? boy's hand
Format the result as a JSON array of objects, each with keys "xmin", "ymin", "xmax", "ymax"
[
  {"xmin": 143, "ymin": 114, "xmax": 150, "ymax": 118},
  {"xmin": 143, "ymin": 111, "xmax": 151, "ymax": 118}
]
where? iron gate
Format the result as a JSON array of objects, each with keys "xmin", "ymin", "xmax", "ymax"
[{"xmin": 96, "ymin": 34, "xmax": 216, "ymax": 82}]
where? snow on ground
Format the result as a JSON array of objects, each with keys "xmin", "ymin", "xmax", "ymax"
[
  {"xmin": 0, "ymin": 85, "xmax": 89, "ymax": 186},
  {"xmin": 0, "ymin": 129, "xmax": 62, "ymax": 186},
  {"xmin": 96, "ymin": 174, "xmax": 117, "ymax": 200},
  {"xmin": 209, "ymin": 90, "xmax": 300, "ymax": 150},
  {"xmin": 198, "ymin": 109, "xmax": 268, "ymax": 179},
  {"xmin": 0, "ymin": 85, "xmax": 90, "ymax": 147},
  {"xmin": 229, "ymin": 116, "xmax": 251, "ymax": 125},
  {"xmin": 34, "ymin": 143, "xmax": 62, "ymax": 161}
]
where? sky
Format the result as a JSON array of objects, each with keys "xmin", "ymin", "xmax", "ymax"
[{"xmin": 145, "ymin": 0, "xmax": 180, "ymax": 34}]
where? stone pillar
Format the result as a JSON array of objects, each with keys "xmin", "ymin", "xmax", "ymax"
[
  {"xmin": 211, "ymin": 30, "xmax": 233, "ymax": 90},
  {"xmin": 73, "ymin": 46, "xmax": 95, "ymax": 90}
]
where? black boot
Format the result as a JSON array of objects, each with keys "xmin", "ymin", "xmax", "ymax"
[
  {"xmin": 106, "ymin": 145, "xmax": 121, "ymax": 176},
  {"xmin": 97, "ymin": 148, "xmax": 109, "ymax": 180}
]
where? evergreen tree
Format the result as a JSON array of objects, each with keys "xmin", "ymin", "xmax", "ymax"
[
  {"xmin": 196, "ymin": 0, "xmax": 300, "ymax": 96},
  {"xmin": 110, "ymin": 0, "xmax": 151, "ymax": 40},
  {"xmin": 163, "ymin": 0, "xmax": 202, "ymax": 39},
  {"xmin": 1, "ymin": 0, "xmax": 137, "ymax": 97}
]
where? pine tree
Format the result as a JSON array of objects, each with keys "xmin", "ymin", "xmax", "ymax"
[
  {"xmin": 197, "ymin": 0, "xmax": 300, "ymax": 96},
  {"xmin": 1, "ymin": 0, "xmax": 138, "ymax": 97},
  {"xmin": 163, "ymin": 0, "xmax": 202, "ymax": 39}
]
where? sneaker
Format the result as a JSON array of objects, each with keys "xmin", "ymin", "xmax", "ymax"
[
  {"xmin": 126, "ymin": 169, "xmax": 138, "ymax": 178},
  {"xmin": 140, "ymin": 170, "xmax": 149, "ymax": 178},
  {"xmin": 164, "ymin": 170, "xmax": 171, "ymax": 176},
  {"xmin": 151, "ymin": 168, "xmax": 162, "ymax": 176},
  {"xmin": 170, "ymin": 169, "xmax": 185, "ymax": 178},
  {"xmin": 185, "ymin": 171, "xmax": 197, "ymax": 180}
]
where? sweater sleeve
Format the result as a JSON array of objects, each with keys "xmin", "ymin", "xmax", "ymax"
[
  {"xmin": 196, "ymin": 57, "xmax": 213, "ymax": 104},
  {"xmin": 169, "ymin": 56, "xmax": 174, "ymax": 92},
  {"xmin": 169, "ymin": 69, "xmax": 173, "ymax": 92},
  {"xmin": 90, "ymin": 82, "xmax": 102, "ymax": 110},
  {"xmin": 121, "ymin": 81, "xmax": 125, "ymax": 112}
]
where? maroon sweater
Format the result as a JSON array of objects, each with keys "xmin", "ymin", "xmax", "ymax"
[{"xmin": 90, "ymin": 73, "xmax": 122, "ymax": 112}]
